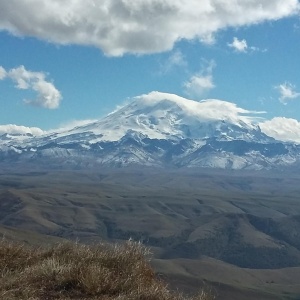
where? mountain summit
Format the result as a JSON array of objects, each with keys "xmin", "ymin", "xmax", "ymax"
[
  {"xmin": 0, "ymin": 92, "xmax": 299, "ymax": 170},
  {"xmin": 50, "ymin": 92, "xmax": 269, "ymax": 143}
]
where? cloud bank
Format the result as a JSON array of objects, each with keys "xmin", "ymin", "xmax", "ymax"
[
  {"xmin": 0, "ymin": 65, "xmax": 62, "ymax": 109},
  {"xmin": 0, "ymin": 0, "xmax": 299, "ymax": 56},
  {"xmin": 0, "ymin": 124, "xmax": 44, "ymax": 136},
  {"xmin": 134, "ymin": 91, "xmax": 263, "ymax": 126},
  {"xmin": 260, "ymin": 117, "xmax": 300, "ymax": 143}
]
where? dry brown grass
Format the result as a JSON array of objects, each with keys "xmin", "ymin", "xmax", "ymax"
[{"xmin": 0, "ymin": 239, "xmax": 213, "ymax": 300}]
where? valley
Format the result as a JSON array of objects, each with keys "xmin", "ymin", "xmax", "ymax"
[{"xmin": 0, "ymin": 168, "xmax": 300, "ymax": 299}]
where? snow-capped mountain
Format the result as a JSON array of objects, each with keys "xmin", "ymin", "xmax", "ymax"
[
  {"xmin": 1, "ymin": 92, "xmax": 300, "ymax": 170},
  {"xmin": 45, "ymin": 92, "xmax": 270, "ymax": 143}
]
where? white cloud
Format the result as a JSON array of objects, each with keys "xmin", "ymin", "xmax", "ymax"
[
  {"xmin": 184, "ymin": 60, "xmax": 216, "ymax": 98},
  {"xmin": 135, "ymin": 91, "xmax": 264, "ymax": 126},
  {"xmin": 161, "ymin": 50, "xmax": 187, "ymax": 73},
  {"xmin": 275, "ymin": 82, "xmax": 300, "ymax": 104},
  {"xmin": 228, "ymin": 37, "xmax": 248, "ymax": 52},
  {"xmin": 228, "ymin": 37, "xmax": 266, "ymax": 53},
  {"xmin": 0, "ymin": 0, "xmax": 298, "ymax": 56},
  {"xmin": 200, "ymin": 33, "xmax": 216, "ymax": 45},
  {"xmin": 25, "ymin": 79, "xmax": 62, "ymax": 109},
  {"xmin": 54, "ymin": 119, "xmax": 99, "ymax": 133},
  {"xmin": 0, "ymin": 66, "xmax": 6, "ymax": 80},
  {"xmin": 184, "ymin": 75, "xmax": 215, "ymax": 97},
  {"xmin": 0, "ymin": 124, "xmax": 44, "ymax": 136},
  {"xmin": 0, "ymin": 65, "xmax": 62, "ymax": 109},
  {"xmin": 260, "ymin": 117, "xmax": 300, "ymax": 143}
]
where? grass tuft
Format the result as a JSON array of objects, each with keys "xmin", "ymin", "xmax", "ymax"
[{"xmin": 0, "ymin": 239, "xmax": 213, "ymax": 299}]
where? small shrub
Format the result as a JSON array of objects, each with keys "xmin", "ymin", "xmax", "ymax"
[{"xmin": 0, "ymin": 239, "xmax": 213, "ymax": 300}]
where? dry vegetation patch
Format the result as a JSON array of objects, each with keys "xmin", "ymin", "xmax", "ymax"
[{"xmin": 0, "ymin": 239, "xmax": 212, "ymax": 300}]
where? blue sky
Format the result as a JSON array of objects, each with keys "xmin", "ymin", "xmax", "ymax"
[{"xmin": 0, "ymin": 0, "xmax": 300, "ymax": 141}]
